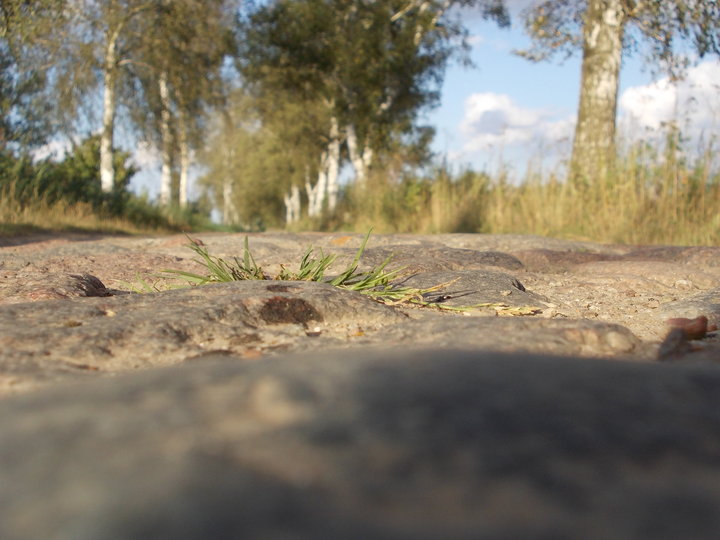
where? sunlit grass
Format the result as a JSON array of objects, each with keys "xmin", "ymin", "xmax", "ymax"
[
  {"xmin": 335, "ymin": 133, "xmax": 720, "ymax": 246},
  {"xmin": 164, "ymin": 230, "xmax": 439, "ymax": 305},
  {"xmin": 479, "ymin": 139, "xmax": 720, "ymax": 245},
  {"xmin": 0, "ymin": 180, "xmax": 218, "ymax": 236},
  {"xmin": 0, "ymin": 186, "xmax": 148, "ymax": 235}
]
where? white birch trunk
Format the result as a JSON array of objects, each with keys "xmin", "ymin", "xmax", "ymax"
[
  {"xmin": 283, "ymin": 184, "xmax": 301, "ymax": 224},
  {"xmin": 100, "ymin": 28, "xmax": 119, "ymax": 193},
  {"xmin": 178, "ymin": 112, "xmax": 190, "ymax": 208},
  {"xmin": 345, "ymin": 123, "xmax": 374, "ymax": 187},
  {"xmin": 158, "ymin": 70, "xmax": 173, "ymax": 206},
  {"xmin": 307, "ymin": 154, "xmax": 328, "ymax": 218},
  {"xmin": 570, "ymin": 0, "xmax": 626, "ymax": 182},
  {"xmin": 305, "ymin": 181, "xmax": 316, "ymax": 217},
  {"xmin": 222, "ymin": 180, "xmax": 237, "ymax": 225},
  {"xmin": 306, "ymin": 118, "xmax": 342, "ymax": 216},
  {"xmin": 325, "ymin": 116, "xmax": 341, "ymax": 211}
]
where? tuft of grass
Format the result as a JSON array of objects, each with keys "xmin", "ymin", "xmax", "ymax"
[
  {"xmin": 164, "ymin": 236, "xmax": 266, "ymax": 284},
  {"xmin": 164, "ymin": 230, "xmax": 541, "ymax": 314},
  {"xmin": 164, "ymin": 230, "xmax": 409, "ymax": 296}
]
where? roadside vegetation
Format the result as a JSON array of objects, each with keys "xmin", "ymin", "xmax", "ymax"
[
  {"xmin": 1, "ymin": 1, "xmax": 717, "ymax": 244},
  {"xmin": 326, "ymin": 128, "xmax": 720, "ymax": 246},
  {"xmin": 2, "ymin": 125, "xmax": 717, "ymax": 244},
  {"xmin": 0, "ymin": 137, "xmax": 220, "ymax": 236}
]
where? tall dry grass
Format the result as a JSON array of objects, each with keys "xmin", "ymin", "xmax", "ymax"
[
  {"xmin": 338, "ymin": 133, "xmax": 720, "ymax": 246},
  {"xmin": 1, "ymin": 183, "xmax": 140, "ymax": 235},
  {"xmin": 0, "ymin": 180, "xmax": 208, "ymax": 236},
  {"xmin": 480, "ymin": 137, "xmax": 720, "ymax": 245}
]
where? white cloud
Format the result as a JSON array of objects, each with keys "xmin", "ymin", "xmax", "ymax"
[
  {"xmin": 134, "ymin": 141, "xmax": 161, "ymax": 169},
  {"xmin": 466, "ymin": 34, "xmax": 486, "ymax": 47},
  {"xmin": 458, "ymin": 92, "xmax": 574, "ymax": 153},
  {"xmin": 619, "ymin": 60, "xmax": 720, "ymax": 139},
  {"xmin": 32, "ymin": 139, "xmax": 72, "ymax": 162}
]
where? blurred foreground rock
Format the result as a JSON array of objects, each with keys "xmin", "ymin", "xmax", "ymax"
[{"xmin": 3, "ymin": 349, "xmax": 720, "ymax": 539}]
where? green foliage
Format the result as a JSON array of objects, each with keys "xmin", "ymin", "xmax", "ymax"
[
  {"xmin": 198, "ymin": 91, "xmax": 326, "ymax": 228},
  {"xmin": 217, "ymin": 0, "xmax": 510, "ymax": 224},
  {"xmin": 0, "ymin": 41, "xmax": 52, "ymax": 150},
  {"xmin": 124, "ymin": 0, "xmax": 237, "ymax": 182},
  {"xmin": 1, "ymin": 135, "xmax": 136, "ymax": 214},
  {"xmin": 0, "ymin": 135, "xmax": 216, "ymax": 233},
  {"xmin": 237, "ymin": 0, "xmax": 460, "ymax": 143}
]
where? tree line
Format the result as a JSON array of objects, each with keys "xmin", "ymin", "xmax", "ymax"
[{"xmin": 2, "ymin": 0, "xmax": 717, "ymax": 228}]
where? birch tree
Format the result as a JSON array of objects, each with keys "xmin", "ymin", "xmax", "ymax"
[
  {"xmin": 341, "ymin": 0, "xmax": 509, "ymax": 187},
  {"xmin": 71, "ymin": 0, "xmax": 152, "ymax": 192},
  {"xmin": 516, "ymin": 0, "xmax": 720, "ymax": 182},
  {"xmin": 5, "ymin": 0, "xmax": 155, "ymax": 192},
  {"xmin": 200, "ymin": 89, "xmax": 328, "ymax": 227},
  {"xmin": 238, "ymin": 0, "xmax": 508, "ymax": 222},
  {"xmin": 127, "ymin": 0, "xmax": 237, "ymax": 207}
]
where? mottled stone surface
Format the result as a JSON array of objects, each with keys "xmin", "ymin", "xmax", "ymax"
[
  {"xmin": 1, "ymin": 232, "xmax": 719, "ymax": 538},
  {"xmin": 0, "ymin": 278, "xmax": 649, "ymax": 395}
]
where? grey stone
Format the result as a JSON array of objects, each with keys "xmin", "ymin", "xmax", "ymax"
[
  {"xmin": 0, "ymin": 271, "xmax": 110, "ymax": 304},
  {"xmin": 0, "ymin": 272, "xmax": 654, "ymax": 397},
  {"xmin": 3, "ymin": 349, "xmax": 720, "ymax": 539},
  {"xmin": 0, "ymin": 280, "xmax": 405, "ymax": 395},
  {"xmin": 399, "ymin": 270, "xmax": 543, "ymax": 307},
  {"xmin": 3, "ymin": 232, "xmax": 720, "ymax": 538},
  {"xmin": 356, "ymin": 246, "xmax": 524, "ymax": 273},
  {"xmin": 379, "ymin": 315, "xmax": 644, "ymax": 358},
  {"xmin": 656, "ymin": 288, "xmax": 720, "ymax": 328}
]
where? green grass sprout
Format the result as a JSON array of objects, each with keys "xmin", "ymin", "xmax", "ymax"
[
  {"xmin": 160, "ymin": 231, "xmax": 541, "ymax": 315},
  {"xmin": 163, "ymin": 236, "xmax": 266, "ymax": 284}
]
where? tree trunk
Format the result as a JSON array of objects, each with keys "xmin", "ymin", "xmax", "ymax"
[
  {"xmin": 283, "ymin": 184, "xmax": 301, "ymax": 225},
  {"xmin": 570, "ymin": 0, "xmax": 626, "ymax": 183},
  {"xmin": 306, "ymin": 117, "xmax": 342, "ymax": 217},
  {"xmin": 346, "ymin": 123, "xmax": 374, "ymax": 187},
  {"xmin": 177, "ymin": 111, "xmax": 189, "ymax": 208},
  {"xmin": 325, "ymin": 116, "xmax": 341, "ymax": 212},
  {"xmin": 100, "ymin": 28, "xmax": 119, "ymax": 193},
  {"xmin": 158, "ymin": 70, "xmax": 173, "ymax": 206},
  {"xmin": 307, "ymin": 154, "xmax": 328, "ymax": 218},
  {"xmin": 222, "ymin": 179, "xmax": 237, "ymax": 225}
]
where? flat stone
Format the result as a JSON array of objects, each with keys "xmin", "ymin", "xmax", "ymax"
[
  {"xmin": 572, "ymin": 260, "xmax": 720, "ymax": 290},
  {"xmin": 512, "ymin": 248, "xmax": 618, "ymax": 272},
  {"xmin": 0, "ymin": 281, "xmax": 405, "ymax": 395},
  {"xmin": 399, "ymin": 269, "xmax": 544, "ymax": 308},
  {"xmin": 376, "ymin": 315, "xmax": 644, "ymax": 358},
  {"xmin": 0, "ymin": 271, "xmax": 111, "ymax": 304},
  {"xmin": 357, "ymin": 246, "xmax": 524, "ymax": 273},
  {"xmin": 655, "ymin": 288, "xmax": 720, "ymax": 328}
]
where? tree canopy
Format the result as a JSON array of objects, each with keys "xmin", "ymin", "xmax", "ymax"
[{"xmin": 227, "ymin": 0, "xmax": 509, "ymax": 222}]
